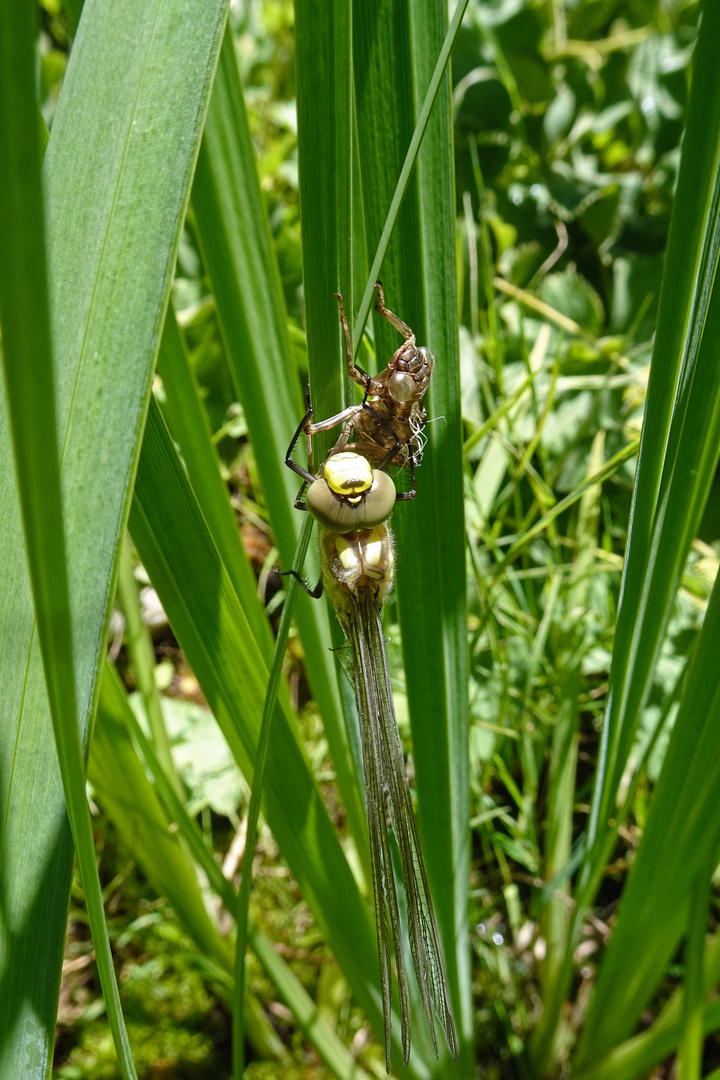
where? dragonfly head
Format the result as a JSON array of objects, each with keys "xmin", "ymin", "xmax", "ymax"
[{"xmin": 307, "ymin": 452, "xmax": 396, "ymax": 532}]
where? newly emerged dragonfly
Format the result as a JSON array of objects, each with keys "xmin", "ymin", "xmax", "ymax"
[
  {"xmin": 280, "ymin": 444, "xmax": 457, "ymax": 1071},
  {"xmin": 289, "ymin": 283, "xmax": 435, "ymax": 496}
]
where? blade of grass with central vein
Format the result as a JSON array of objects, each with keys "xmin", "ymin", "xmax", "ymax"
[
  {"xmin": 0, "ymin": 2, "xmax": 227, "ymax": 1075},
  {"xmin": 354, "ymin": 0, "xmax": 471, "ymax": 1071}
]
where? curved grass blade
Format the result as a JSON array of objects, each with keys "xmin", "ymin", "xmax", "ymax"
[
  {"xmin": 98, "ymin": 660, "xmax": 375, "ymax": 1080},
  {"xmin": 232, "ymin": 513, "xmax": 313, "ymax": 1076}
]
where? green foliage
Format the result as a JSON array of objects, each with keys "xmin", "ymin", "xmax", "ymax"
[{"xmin": 4, "ymin": 1, "xmax": 720, "ymax": 1079}]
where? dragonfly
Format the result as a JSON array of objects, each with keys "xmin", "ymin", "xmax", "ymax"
[
  {"xmin": 280, "ymin": 441, "xmax": 458, "ymax": 1071},
  {"xmin": 287, "ymin": 283, "xmax": 435, "ymax": 498}
]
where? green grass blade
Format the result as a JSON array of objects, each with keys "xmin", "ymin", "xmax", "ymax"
[
  {"xmin": 128, "ymin": 397, "xmax": 394, "ymax": 1053},
  {"xmin": 576, "ymin": 567, "xmax": 720, "ymax": 1060},
  {"xmin": 409, "ymin": 4, "xmax": 473, "ymax": 1062},
  {"xmin": 295, "ymin": 0, "xmax": 353, "ymax": 439},
  {"xmin": 156, "ymin": 305, "xmax": 273, "ymax": 650},
  {"xmin": 353, "ymin": 0, "xmax": 470, "ymax": 346},
  {"xmin": 581, "ymin": 0, "xmax": 720, "ymax": 886},
  {"xmin": 98, "ymin": 660, "xmax": 375, "ymax": 1080},
  {"xmin": 676, "ymin": 848, "xmax": 716, "ymax": 1080},
  {"xmin": 0, "ymin": 2, "xmax": 227, "ymax": 1073},
  {"xmin": 190, "ymin": 31, "xmax": 367, "ymax": 852},
  {"xmin": 117, "ymin": 539, "xmax": 178, "ymax": 789},
  {"xmin": 232, "ymin": 514, "xmax": 313, "ymax": 1076},
  {"xmin": 355, "ymin": 2, "xmax": 471, "ymax": 1071}
]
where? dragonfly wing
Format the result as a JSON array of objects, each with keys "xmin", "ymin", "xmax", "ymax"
[
  {"xmin": 371, "ymin": 603, "xmax": 459, "ymax": 1062},
  {"xmin": 352, "ymin": 600, "xmax": 412, "ymax": 1069}
]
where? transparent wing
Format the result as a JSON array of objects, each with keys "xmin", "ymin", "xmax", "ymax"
[
  {"xmin": 351, "ymin": 592, "xmax": 458, "ymax": 1066},
  {"xmin": 352, "ymin": 599, "xmax": 412, "ymax": 1069}
]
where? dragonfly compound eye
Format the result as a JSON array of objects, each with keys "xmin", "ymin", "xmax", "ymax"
[{"xmin": 306, "ymin": 454, "xmax": 396, "ymax": 533}]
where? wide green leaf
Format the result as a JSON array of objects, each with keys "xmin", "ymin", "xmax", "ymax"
[{"xmin": 0, "ymin": 1, "xmax": 227, "ymax": 1073}]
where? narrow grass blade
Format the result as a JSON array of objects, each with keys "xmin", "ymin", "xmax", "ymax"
[
  {"xmin": 295, "ymin": 0, "xmax": 353, "ymax": 439},
  {"xmin": 98, "ymin": 660, "xmax": 375, "ymax": 1080},
  {"xmin": 156, "ymin": 305, "xmax": 272, "ymax": 650},
  {"xmin": 117, "ymin": 539, "xmax": 178, "ymax": 789},
  {"xmin": 232, "ymin": 514, "xmax": 313, "ymax": 1076},
  {"xmin": 576, "ymin": 566, "xmax": 720, "ymax": 1059},
  {"xmin": 409, "ymin": 2, "xmax": 473, "ymax": 1061},
  {"xmin": 676, "ymin": 847, "xmax": 716, "ymax": 1080}
]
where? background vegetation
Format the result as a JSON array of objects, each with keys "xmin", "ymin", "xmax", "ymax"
[{"xmin": 2, "ymin": 0, "xmax": 720, "ymax": 1079}]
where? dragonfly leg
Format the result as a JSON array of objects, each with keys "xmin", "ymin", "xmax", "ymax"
[
  {"xmin": 285, "ymin": 385, "xmax": 315, "ymax": 485},
  {"xmin": 293, "ymin": 480, "xmax": 309, "ymax": 511},
  {"xmin": 276, "ymin": 567, "xmax": 324, "ymax": 599},
  {"xmin": 335, "ymin": 291, "xmax": 383, "ymax": 397},
  {"xmin": 374, "ymin": 281, "xmax": 414, "ymax": 342}
]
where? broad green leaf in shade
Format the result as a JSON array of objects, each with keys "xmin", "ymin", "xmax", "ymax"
[
  {"xmin": 355, "ymin": 0, "xmax": 471, "ymax": 1070},
  {"xmin": 190, "ymin": 30, "xmax": 367, "ymax": 852},
  {"xmin": 128, "ymin": 397, "xmax": 418, "ymax": 1067},
  {"xmin": 0, "ymin": 1, "xmax": 227, "ymax": 1074}
]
